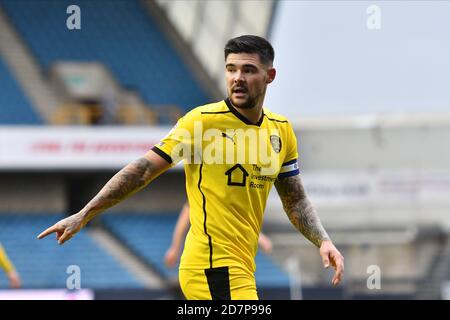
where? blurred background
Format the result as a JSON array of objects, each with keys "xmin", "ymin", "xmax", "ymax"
[{"xmin": 0, "ymin": 0, "xmax": 449, "ymax": 300}]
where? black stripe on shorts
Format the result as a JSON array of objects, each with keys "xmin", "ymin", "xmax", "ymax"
[{"xmin": 204, "ymin": 266, "xmax": 231, "ymax": 300}]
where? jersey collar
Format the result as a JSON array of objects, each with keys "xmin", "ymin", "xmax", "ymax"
[{"xmin": 225, "ymin": 98, "xmax": 264, "ymax": 127}]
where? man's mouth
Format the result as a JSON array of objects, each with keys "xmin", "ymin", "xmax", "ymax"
[{"xmin": 233, "ymin": 87, "xmax": 247, "ymax": 94}]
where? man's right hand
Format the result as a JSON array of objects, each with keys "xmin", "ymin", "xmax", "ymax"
[
  {"xmin": 7, "ymin": 270, "xmax": 21, "ymax": 288},
  {"xmin": 164, "ymin": 246, "xmax": 179, "ymax": 268},
  {"xmin": 37, "ymin": 213, "xmax": 85, "ymax": 245}
]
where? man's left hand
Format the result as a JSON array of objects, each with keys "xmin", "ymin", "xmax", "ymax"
[{"xmin": 320, "ymin": 240, "xmax": 344, "ymax": 286}]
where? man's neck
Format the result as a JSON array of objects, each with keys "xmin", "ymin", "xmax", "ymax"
[{"xmin": 229, "ymin": 100, "xmax": 264, "ymax": 124}]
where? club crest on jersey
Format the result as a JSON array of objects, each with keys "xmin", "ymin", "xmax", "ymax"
[{"xmin": 270, "ymin": 135, "xmax": 281, "ymax": 153}]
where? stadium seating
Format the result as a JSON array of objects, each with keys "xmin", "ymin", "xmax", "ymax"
[
  {"xmin": 102, "ymin": 213, "xmax": 291, "ymax": 289},
  {"xmin": 0, "ymin": 57, "xmax": 41, "ymax": 124},
  {"xmin": 1, "ymin": 0, "xmax": 210, "ymax": 113},
  {"xmin": 102, "ymin": 213, "xmax": 180, "ymax": 279},
  {"xmin": 254, "ymin": 252, "xmax": 290, "ymax": 288},
  {"xmin": 0, "ymin": 214, "xmax": 143, "ymax": 289}
]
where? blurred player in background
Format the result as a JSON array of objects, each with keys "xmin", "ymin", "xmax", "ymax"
[
  {"xmin": 164, "ymin": 202, "xmax": 273, "ymax": 268},
  {"xmin": 38, "ymin": 35, "xmax": 344, "ymax": 300},
  {"xmin": 0, "ymin": 242, "xmax": 21, "ymax": 288}
]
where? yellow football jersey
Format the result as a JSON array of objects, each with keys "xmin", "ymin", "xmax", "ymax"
[{"xmin": 152, "ymin": 99, "xmax": 299, "ymax": 275}]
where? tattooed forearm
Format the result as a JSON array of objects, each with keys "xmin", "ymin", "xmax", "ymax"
[
  {"xmin": 275, "ymin": 175, "xmax": 329, "ymax": 247},
  {"xmin": 80, "ymin": 157, "xmax": 156, "ymax": 222}
]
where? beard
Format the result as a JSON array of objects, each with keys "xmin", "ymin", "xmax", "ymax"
[
  {"xmin": 228, "ymin": 83, "xmax": 267, "ymax": 109},
  {"xmin": 229, "ymin": 94, "xmax": 257, "ymax": 109}
]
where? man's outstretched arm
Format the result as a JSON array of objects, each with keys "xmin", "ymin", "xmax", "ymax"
[
  {"xmin": 274, "ymin": 174, "xmax": 344, "ymax": 286},
  {"xmin": 37, "ymin": 150, "xmax": 170, "ymax": 244}
]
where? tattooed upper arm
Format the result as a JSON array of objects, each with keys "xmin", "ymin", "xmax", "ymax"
[{"xmin": 274, "ymin": 175, "xmax": 329, "ymax": 247}]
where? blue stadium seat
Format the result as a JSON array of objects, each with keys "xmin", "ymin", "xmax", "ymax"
[
  {"xmin": 255, "ymin": 253, "xmax": 290, "ymax": 288},
  {"xmin": 0, "ymin": 214, "xmax": 143, "ymax": 289},
  {"xmin": 102, "ymin": 213, "xmax": 290, "ymax": 289},
  {"xmin": 103, "ymin": 213, "xmax": 179, "ymax": 279},
  {"xmin": 1, "ymin": 0, "xmax": 210, "ymax": 114},
  {"xmin": 0, "ymin": 57, "xmax": 41, "ymax": 124}
]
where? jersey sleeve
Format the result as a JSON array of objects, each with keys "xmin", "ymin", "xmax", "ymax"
[
  {"xmin": 278, "ymin": 122, "xmax": 300, "ymax": 179},
  {"xmin": 151, "ymin": 109, "xmax": 201, "ymax": 165}
]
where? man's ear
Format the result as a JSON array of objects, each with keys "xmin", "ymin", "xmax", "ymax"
[{"xmin": 267, "ymin": 68, "xmax": 276, "ymax": 84}]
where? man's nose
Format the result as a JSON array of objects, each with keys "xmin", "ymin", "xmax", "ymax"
[{"xmin": 233, "ymin": 70, "xmax": 245, "ymax": 83}]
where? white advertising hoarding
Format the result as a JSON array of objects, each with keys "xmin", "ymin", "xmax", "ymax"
[
  {"xmin": 0, "ymin": 289, "xmax": 94, "ymax": 300},
  {"xmin": 302, "ymin": 171, "xmax": 450, "ymax": 205},
  {"xmin": 1, "ymin": 126, "xmax": 449, "ymax": 204},
  {"xmin": 0, "ymin": 126, "xmax": 171, "ymax": 170}
]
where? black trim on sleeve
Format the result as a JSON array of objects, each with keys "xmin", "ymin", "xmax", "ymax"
[
  {"xmin": 151, "ymin": 146, "xmax": 173, "ymax": 164},
  {"xmin": 204, "ymin": 266, "xmax": 231, "ymax": 300},
  {"xmin": 282, "ymin": 159, "xmax": 298, "ymax": 166}
]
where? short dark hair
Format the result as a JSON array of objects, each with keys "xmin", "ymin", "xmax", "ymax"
[{"xmin": 224, "ymin": 35, "xmax": 274, "ymax": 66}]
